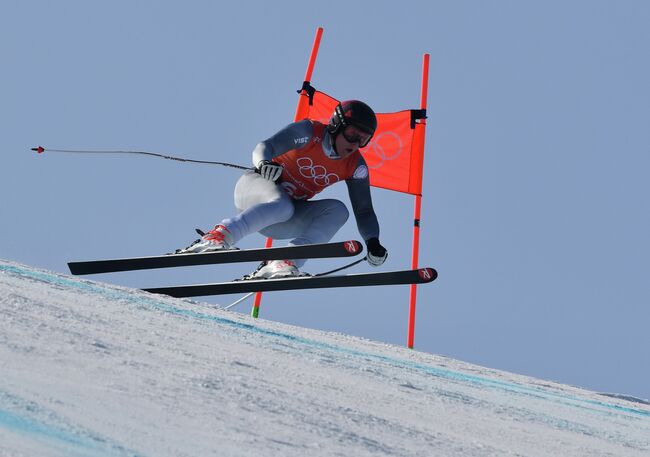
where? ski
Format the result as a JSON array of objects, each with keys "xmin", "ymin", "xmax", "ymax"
[
  {"xmin": 142, "ymin": 267, "xmax": 437, "ymax": 297},
  {"xmin": 68, "ymin": 240, "xmax": 362, "ymax": 275}
]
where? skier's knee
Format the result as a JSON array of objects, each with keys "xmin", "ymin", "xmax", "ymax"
[
  {"xmin": 272, "ymin": 198, "xmax": 295, "ymax": 223},
  {"xmin": 329, "ymin": 200, "xmax": 349, "ymax": 226}
]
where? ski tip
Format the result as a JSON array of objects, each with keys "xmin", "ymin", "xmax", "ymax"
[
  {"xmin": 417, "ymin": 267, "xmax": 438, "ymax": 282},
  {"xmin": 343, "ymin": 240, "xmax": 363, "ymax": 255},
  {"xmin": 68, "ymin": 262, "xmax": 83, "ymax": 275}
]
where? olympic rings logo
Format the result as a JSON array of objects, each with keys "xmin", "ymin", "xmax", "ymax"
[
  {"xmin": 363, "ymin": 131, "xmax": 403, "ymax": 169},
  {"xmin": 297, "ymin": 157, "xmax": 340, "ymax": 186}
]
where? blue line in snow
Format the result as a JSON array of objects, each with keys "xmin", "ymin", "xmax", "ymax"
[
  {"xmin": 3, "ymin": 262, "xmax": 650, "ymax": 423},
  {"xmin": 0, "ymin": 404, "xmax": 139, "ymax": 457},
  {"xmin": 159, "ymin": 301, "xmax": 650, "ymax": 420}
]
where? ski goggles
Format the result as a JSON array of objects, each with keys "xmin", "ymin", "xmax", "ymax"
[{"xmin": 341, "ymin": 125, "xmax": 373, "ymax": 148}]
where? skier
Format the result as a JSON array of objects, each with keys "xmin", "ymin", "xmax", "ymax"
[{"xmin": 177, "ymin": 100, "xmax": 388, "ymax": 279}]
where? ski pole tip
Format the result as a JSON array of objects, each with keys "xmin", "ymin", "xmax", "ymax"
[{"xmin": 31, "ymin": 146, "xmax": 45, "ymax": 154}]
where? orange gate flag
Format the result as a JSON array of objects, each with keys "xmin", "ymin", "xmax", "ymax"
[{"xmin": 295, "ymin": 88, "xmax": 426, "ymax": 196}]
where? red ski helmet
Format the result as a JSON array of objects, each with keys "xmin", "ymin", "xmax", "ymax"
[{"xmin": 328, "ymin": 100, "xmax": 377, "ymax": 146}]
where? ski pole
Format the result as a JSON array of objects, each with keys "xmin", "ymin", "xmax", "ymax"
[
  {"xmin": 31, "ymin": 146, "xmax": 252, "ymax": 171},
  {"xmin": 313, "ymin": 257, "xmax": 367, "ymax": 277},
  {"xmin": 223, "ymin": 292, "xmax": 255, "ymax": 310}
]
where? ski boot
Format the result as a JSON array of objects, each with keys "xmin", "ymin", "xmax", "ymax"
[
  {"xmin": 243, "ymin": 260, "xmax": 306, "ymax": 280},
  {"xmin": 174, "ymin": 225, "xmax": 235, "ymax": 254}
]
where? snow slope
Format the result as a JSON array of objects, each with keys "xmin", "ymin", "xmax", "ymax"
[{"xmin": 1, "ymin": 260, "xmax": 649, "ymax": 457}]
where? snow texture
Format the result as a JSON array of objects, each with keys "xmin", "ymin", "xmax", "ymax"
[{"xmin": 1, "ymin": 259, "xmax": 649, "ymax": 456}]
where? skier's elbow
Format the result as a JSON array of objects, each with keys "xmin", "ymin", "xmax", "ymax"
[{"xmin": 251, "ymin": 142, "xmax": 272, "ymax": 167}]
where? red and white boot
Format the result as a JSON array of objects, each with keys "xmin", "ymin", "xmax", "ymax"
[
  {"xmin": 175, "ymin": 225, "xmax": 235, "ymax": 254},
  {"xmin": 246, "ymin": 260, "xmax": 303, "ymax": 279}
]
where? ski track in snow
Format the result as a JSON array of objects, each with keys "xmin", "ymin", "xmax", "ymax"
[{"xmin": 1, "ymin": 260, "xmax": 649, "ymax": 456}]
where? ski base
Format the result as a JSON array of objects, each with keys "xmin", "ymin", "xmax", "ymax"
[
  {"xmin": 68, "ymin": 240, "xmax": 362, "ymax": 275},
  {"xmin": 143, "ymin": 267, "xmax": 438, "ymax": 297}
]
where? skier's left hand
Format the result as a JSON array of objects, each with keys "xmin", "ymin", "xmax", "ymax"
[{"xmin": 366, "ymin": 237, "xmax": 388, "ymax": 267}]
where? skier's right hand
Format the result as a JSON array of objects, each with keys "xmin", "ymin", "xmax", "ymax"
[{"xmin": 257, "ymin": 160, "xmax": 283, "ymax": 182}]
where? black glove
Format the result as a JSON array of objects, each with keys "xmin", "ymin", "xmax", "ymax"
[
  {"xmin": 366, "ymin": 237, "xmax": 388, "ymax": 267},
  {"xmin": 257, "ymin": 160, "xmax": 283, "ymax": 182}
]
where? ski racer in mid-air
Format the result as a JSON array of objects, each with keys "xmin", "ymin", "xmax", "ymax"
[{"xmin": 177, "ymin": 100, "xmax": 388, "ymax": 279}]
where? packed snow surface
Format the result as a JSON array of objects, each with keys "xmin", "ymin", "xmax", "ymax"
[{"xmin": 1, "ymin": 260, "xmax": 649, "ymax": 456}]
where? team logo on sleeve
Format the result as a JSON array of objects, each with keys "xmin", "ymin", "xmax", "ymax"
[{"xmin": 352, "ymin": 165, "xmax": 369, "ymax": 180}]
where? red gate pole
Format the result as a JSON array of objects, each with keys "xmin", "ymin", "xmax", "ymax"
[
  {"xmin": 407, "ymin": 53, "xmax": 430, "ymax": 347},
  {"xmin": 251, "ymin": 27, "xmax": 324, "ymax": 318}
]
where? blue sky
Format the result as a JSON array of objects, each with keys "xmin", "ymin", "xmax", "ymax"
[{"xmin": 2, "ymin": 1, "xmax": 649, "ymax": 400}]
